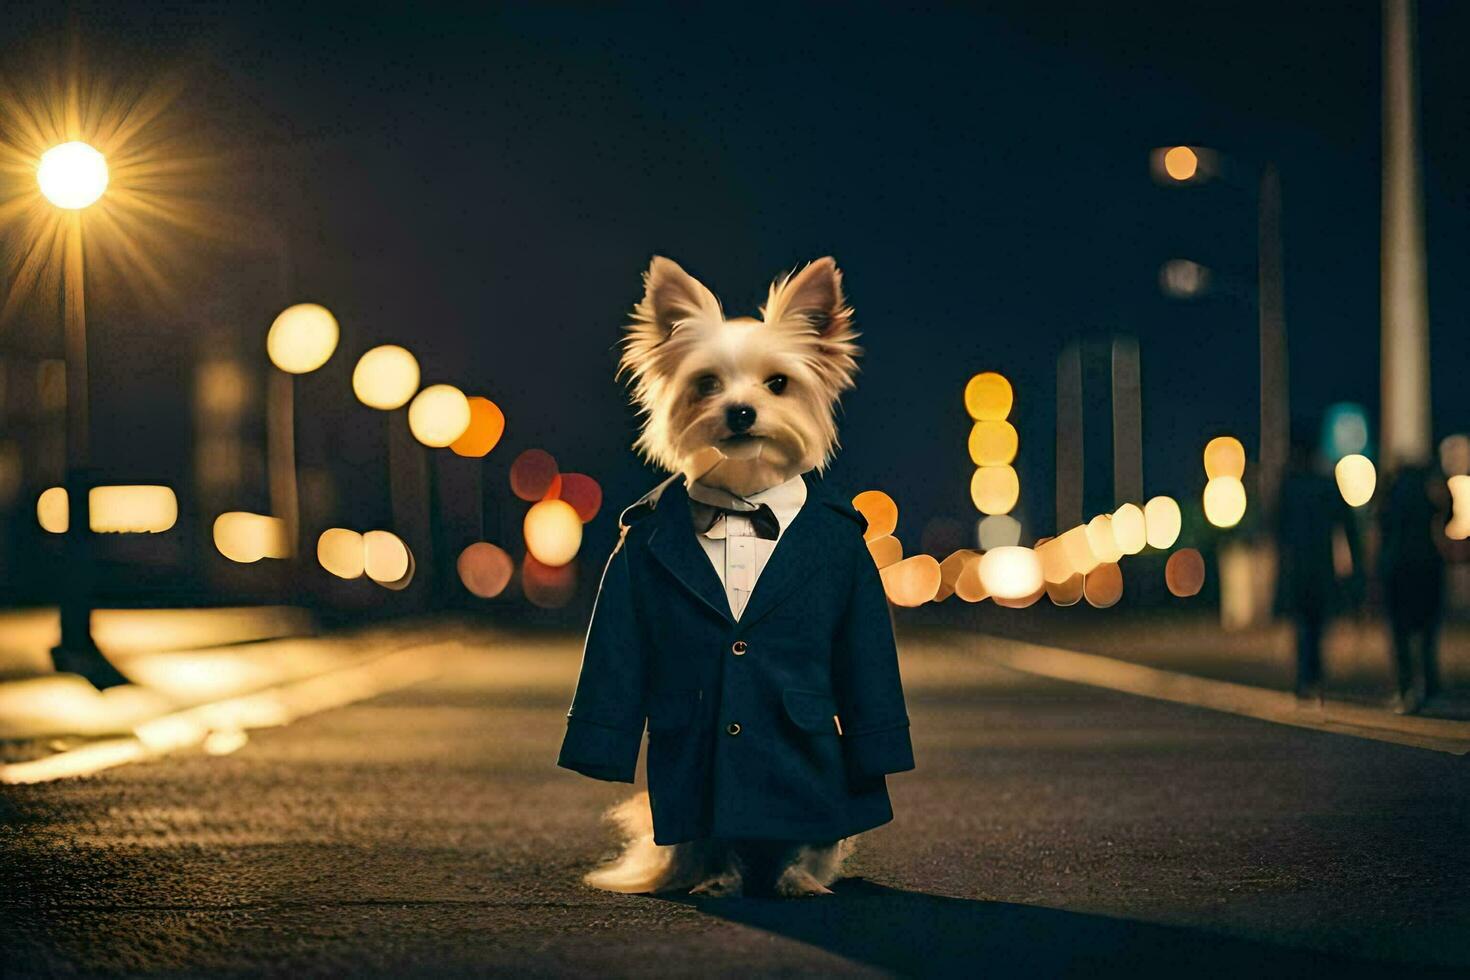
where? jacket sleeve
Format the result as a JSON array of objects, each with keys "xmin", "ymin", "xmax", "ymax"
[
  {"xmin": 832, "ymin": 532, "xmax": 915, "ymax": 784},
  {"xmin": 557, "ymin": 540, "xmax": 647, "ymax": 782}
]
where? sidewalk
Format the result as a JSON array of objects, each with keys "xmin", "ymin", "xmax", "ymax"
[{"xmin": 0, "ymin": 609, "xmax": 462, "ymax": 782}]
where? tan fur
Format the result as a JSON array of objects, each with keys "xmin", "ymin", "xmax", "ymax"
[{"xmin": 618, "ymin": 257, "xmax": 860, "ymax": 497}]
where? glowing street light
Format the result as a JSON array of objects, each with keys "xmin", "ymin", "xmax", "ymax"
[
  {"xmin": 352, "ymin": 344, "xmax": 420, "ymax": 410},
  {"xmin": 37, "ymin": 141, "xmax": 109, "ymax": 210},
  {"xmin": 1162, "ymin": 145, "xmax": 1199, "ymax": 181}
]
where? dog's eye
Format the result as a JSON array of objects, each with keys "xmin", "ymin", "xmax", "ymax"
[
  {"xmin": 765, "ymin": 374, "xmax": 788, "ymax": 395},
  {"xmin": 695, "ymin": 375, "xmax": 722, "ymax": 398}
]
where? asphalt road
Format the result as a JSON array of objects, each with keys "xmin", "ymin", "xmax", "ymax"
[{"xmin": 3, "ymin": 627, "xmax": 1468, "ymax": 978}]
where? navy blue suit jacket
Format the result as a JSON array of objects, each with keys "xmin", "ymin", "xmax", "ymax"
[{"xmin": 557, "ymin": 473, "xmax": 914, "ymax": 845}]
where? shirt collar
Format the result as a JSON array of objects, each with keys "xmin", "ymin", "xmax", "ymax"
[{"xmin": 744, "ymin": 473, "xmax": 808, "ymax": 534}]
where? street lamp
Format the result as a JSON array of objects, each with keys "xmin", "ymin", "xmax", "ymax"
[
  {"xmin": 265, "ymin": 302, "xmax": 339, "ymax": 558},
  {"xmin": 38, "ymin": 140, "xmax": 130, "ymax": 688}
]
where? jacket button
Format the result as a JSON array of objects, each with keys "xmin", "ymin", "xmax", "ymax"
[
  {"xmin": 731, "ymin": 640, "xmax": 747, "ymax": 655},
  {"xmin": 726, "ymin": 722, "xmax": 741, "ymax": 736}
]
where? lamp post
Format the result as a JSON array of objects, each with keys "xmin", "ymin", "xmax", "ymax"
[
  {"xmin": 38, "ymin": 141, "xmax": 130, "ymax": 688},
  {"xmin": 265, "ymin": 302, "xmax": 340, "ymax": 558}
]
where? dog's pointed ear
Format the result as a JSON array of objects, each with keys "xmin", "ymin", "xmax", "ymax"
[
  {"xmin": 761, "ymin": 257, "xmax": 853, "ymax": 340},
  {"xmin": 630, "ymin": 256, "xmax": 722, "ymax": 343}
]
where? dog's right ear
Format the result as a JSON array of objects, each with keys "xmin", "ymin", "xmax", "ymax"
[{"xmin": 624, "ymin": 257, "xmax": 722, "ymax": 373}]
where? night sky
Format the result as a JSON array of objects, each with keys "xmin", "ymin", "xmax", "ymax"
[{"xmin": 3, "ymin": 2, "xmax": 1467, "ymax": 603}]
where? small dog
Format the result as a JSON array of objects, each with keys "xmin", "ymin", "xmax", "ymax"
[{"xmin": 562, "ymin": 256, "xmax": 911, "ymax": 899}]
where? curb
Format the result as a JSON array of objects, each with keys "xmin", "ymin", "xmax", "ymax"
[{"xmin": 968, "ymin": 634, "xmax": 1470, "ymax": 755}]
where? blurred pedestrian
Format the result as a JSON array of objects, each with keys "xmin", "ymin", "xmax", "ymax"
[
  {"xmin": 1274, "ymin": 435, "xmax": 1361, "ymax": 707},
  {"xmin": 1378, "ymin": 464, "xmax": 1450, "ymax": 714}
]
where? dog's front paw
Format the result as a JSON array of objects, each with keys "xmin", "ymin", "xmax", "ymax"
[
  {"xmin": 773, "ymin": 866, "xmax": 834, "ymax": 898},
  {"xmin": 689, "ymin": 870, "xmax": 743, "ymax": 898}
]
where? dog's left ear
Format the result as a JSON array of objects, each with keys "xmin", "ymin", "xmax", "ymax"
[{"xmin": 762, "ymin": 257, "xmax": 854, "ymax": 341}]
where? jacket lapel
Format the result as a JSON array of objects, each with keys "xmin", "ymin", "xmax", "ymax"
[
  {"xmin": 734, "ymin": 474, "xmax": 824, "ymax": 630},
  {"xmin": 647, "ymin": 480, "xmax": 736, "ymax": 625}
]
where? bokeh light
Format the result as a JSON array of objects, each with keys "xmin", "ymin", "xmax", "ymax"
[
  {"xmin": 1163, "ymin": 145, "xmax": 1198, "ymax": 181},
  {"xmin": 89, "ymin": 485, "xmax": 177, "ymax": 533},
  {"xmin": 213, "ymin": 512, "xmax": 289, "ymax": 563},
  {"xmin": 1203, "ymin": 436, "xmax": 1246, "ymax": 480},
  {"xmin": 1046, "ymin": 572, "xmax": 1084, "ymax": 607},
  {"xmin": 458, "ymin": 542, "xmax": 514, "ymax": 598},
  {"xmin": 967, "ymin": 420, "xmax": 1018, "ymax": 466},
  {"xmin": 408, "ymin": 384, "xmax": 472, "ymax": 448},
  {"xmin": 880, "ymin": 554, "xmax": 941, "ymax": 607},
  {"xmin": 954, "ymin": 554, "xmax": 989, "ymax": 602},
  {"xmin": 317, "ymin": 528, "xmax": 365, "ymax": 579},
  {"xmin": 1203, "ymin": 476, "xmax": 1247, "ymax": 529},
  {"xmin": 352, "ymin": 345, "xmax": 420, "ymax": 410},
  {"xmin": 523, "ymin": 554, "xmax": 577, "ymax": 608},
  {"xmin": 970, "ymin": 465, "xmax": 1019, "ymax": 515},
  {"xmin": 1083, "ymin": 562, "xmax": 1124, "ymax": 608},
  {"xmin": 451, "ymin": 397, "xmax": 506, "ymax": 458},
  {"xmin": 363, "ymin": 530, "xmax": 411, "ymax": 585},
  {"xmin": 1058, "ymin": 525, "xmax": 1099, "ymax": 577},
  {"xmin": 867, "ymin": 534, "xmax": 903, "ymax": 569},
  {"xmin": 935, "ymin": 549, "xmax": 979, "ymax": 602},
  {"xmin": 1086, "ymin": 514, "xmax": 1124, "ymax": 564},
  {"xmin": 524, "ymin": 499, "xmax": 583, "ymax": 567},
  {"xmin": 1439, "ymin": 434, "xmax": 1470, "ymax": 477},
  {"xmin": 1036, "ymin": 537, "xmax": 1073, "ymax": 584},
  {"xmin": 1334, "ymin": 454, "xmax": 1376, "ymax": 508},
  {"xmin": 977, "ymin": 546, "xmax": 1043, "ymax": 600},
  {"xmin": 964, "ymin": 372, "xmax": 1013, "ymax": 421},
  {"xmin": 1165, "ymin": 548, "xmax": 1207, "ymax": 597},
  {"xmin": 1323, "ymin": 403, "xmax": 1371, "ymax": 460},
  {"xmin": 37, "ymin": 486, "xmax": 68, "ymax": 533},
  {"xmin": 852, "ymin": 490, "xmax": 899, "ymax": 541},
  {"xmin": 37, "ymin": 141, "xmax": 109, "ymax": 209},
  {"xmin": 511, "ymin": 449, "xmax": 560, "ymax": 502},
  {"xmin": 1111, "ymin": 503, "xmax": 1147, "ymax": 555},
  {"xmin": 977, "ymin": 514, "xmax": 1022, "ymax": 550},
  {"xmin": 994, "ymin": 583, "xmax": 1045, "ymax": 609},
  {"xmin": 1144, "ymin": 496, "xmax": 1182, "ymax": 549},
  {"xmin": 266, "ymin": 304, "xmax": 339, "ymax": 374},
  {"xmin": 1447, "ymin": 476, "xmax": 1470, "ymax": 541},
  {"xmin": 1160, "ymin": 259, "xmax": 1211, "ymax": 299},
  {"xmin": 557, "ymin": 473, "xmax": 603, "ymax": 523}
]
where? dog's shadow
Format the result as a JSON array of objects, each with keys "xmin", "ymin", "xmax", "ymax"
[{"xmin": 664, "ymin": 878, "xmax": 1425, "ymax": 978}]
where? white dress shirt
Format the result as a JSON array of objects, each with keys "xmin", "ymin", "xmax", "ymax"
[{"xmin": 696, "ymin": 474, "xmax": 808, "ymax": 620}]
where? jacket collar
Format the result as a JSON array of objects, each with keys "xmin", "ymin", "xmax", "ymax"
[{"xmin": 646, "ymin": 472, "xmax": 834, "ymax": 628}]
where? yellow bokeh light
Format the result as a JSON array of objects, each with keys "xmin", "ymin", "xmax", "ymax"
[
  {"xmin": 524, "ymin": 499, "xmax": 583, "ymax": 567},
  {"xmin": 267, "ymin": 304, "xmax": 339, "ymax": 374},
  {"xmin": 1144, "ymin": 495, "xmax": 1182, "ymax": 549},
  {"xmin": 213, "ymin": 512, "xmax": 289, "ymax": 563},
  {"xmin": 852, "ymin": 490, "xmax": 899, "ymax": 541},
  {"xmin": 1036, "ymin": 537, "xmax": 1073, "ymax": 584},
  {"xmin": 935, "ymin": 549, "xmax": 979, "ymax": 602},
  {"xmin": 1203, "ymin": 476, "xmax": 1247, "ymax": 529},
  {"xmin": 1084, "ymin": 563, "xmax": 1124, "ymax": 608},
  {"xmin": 964, "ymin": 372, "xmax": 1013, "ymax": 421},
  {"xmin": 37, "ymin": 141, "xmax": 109, "ymax": 209},
  {"xmin": 967, "ymin": 420, "xmax": 1018, "ymax": 466},
  {"xmin": 1163, "ymin": 145, "xmax": 1198, "ymax": 181},
  {"xmin": 352, "ymin": 345, "xmax": 420, "ymax": 410},
  {"xmin": 1086, "ymin": 513, "xmax": 1124, "ymax": 564},
  {"xmin": 1334, "ymin": 454, "xmax": 1376, "ymax": 508},
  {"xmin": 1447, "ymin": 475, "xmax": 1470, "ymax": 541},
  {"xmin": 89, "ymin": 485, "xmax": 177, "ymax": 533},
  {"xmin": 318, "ymin": 528, "xmax": 365, "ymax": 579},
  {"xmin": 363, "ymin": 530, "xmax": 411, "ymax": 584},
  {"xmin": 954, "ymin": 553, "xmax": 989, "ymax": 602},
  {"xmin": 1111, "ymin": 503, "xmax": 1147, "ymax": 555},
  {"xmin": 1057, "ymin": 524, "xmax": 1099, "ymax": 577},
  {"xmin": 37, "ymin": 486, "xmax": 68, "ymax": 533},
  {"xmin": 880, "ymin": 554, "xmax": 941, "ymax": 607},
  {"xmin": 407, "ymin": 384, "xmax": 472, "ymax": 448},
  {"xmin": 1046, "ymin": 572, "xmax": 1084, "ymax": 607},
  {"xmin": 970, "ymin": 465, "xmax": 1019, "ymax": 515},
  {"xmin": 1203, "ymin": 436, "xmax": 1246, "ymax": 479},
  {"xmin": 977, "ymin": 546, "xmax": 1043, "ymax": 601},
  {"xmin": 450, "ymin": 397, "xmax": 506, "ymax": 458}
]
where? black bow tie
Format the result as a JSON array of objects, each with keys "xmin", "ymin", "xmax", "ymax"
[{"xmin": 686, "ymin": 482, "xmax": 782, "ymax": 540}]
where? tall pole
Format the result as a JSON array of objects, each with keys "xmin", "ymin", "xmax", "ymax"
[
  {"xmin": 267, "ymin": 370, "xmax": 300, "ymax": 556},
  {"xmin": 1110, "ymin": 336, "xmax": 1143, "ymax": 507},
  {"xmin": 1380, "ymin": 0, "xmax": 1432, "ymax": 469},
  {"xmin": 1257, "ymin": 163, "xmax": 1288, "ymax": 511},
  {"xmin": 1056, "ymin": 344, "xmax": 1084, "ymax": 531},
  {"xmin": 51, "ymin": 214, "xmax": 126, "ymax": 687}
]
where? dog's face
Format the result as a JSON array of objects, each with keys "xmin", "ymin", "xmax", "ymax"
[{"xmin": 619, "ymin": 257, "xmax": 860, "ymax": 497}]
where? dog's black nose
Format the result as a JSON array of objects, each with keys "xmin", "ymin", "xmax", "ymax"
[{"xmin": 726, "ymin": 404, "xmax": 757, "ymax": 434}]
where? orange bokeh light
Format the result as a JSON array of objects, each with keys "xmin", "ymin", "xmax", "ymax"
[
  {"xmin": 852, "ymin": 490, "xmax": 899, "ymax": 541},
  {"xmin": 557, "ymin": 473, "xmax": 603, "ymax": 523},
  {"xmin": 458, "ymin": 542, "xmax": 514, "ymax": 598},
  {"xmin": 510, "ymin": 449, "xmax": 559, "ymax": 502},
  {"xmin": 451, "ymin": 397, "xmax": 506, "ymax": 458}
]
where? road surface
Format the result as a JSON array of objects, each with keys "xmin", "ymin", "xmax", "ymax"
[{"xmin": 3, "ymin": 627, "xmax": 1467, "ymax": 977}]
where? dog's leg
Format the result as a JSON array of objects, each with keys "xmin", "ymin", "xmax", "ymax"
[
  {"xmin": 688, "ymin": 842, "xmax": 743, "ymax": 897},
  {"xmin": 772, "ymin": 838, "xmax": 856, "ymax": 897}
]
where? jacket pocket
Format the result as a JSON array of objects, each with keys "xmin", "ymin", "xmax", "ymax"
[
  {"xmin": 645, "ymin": 688, "xmax": 701, "ymax": 733},
  {"xmin": 782, "ymin": 688, "xmax": 840, "ymax": 734}
]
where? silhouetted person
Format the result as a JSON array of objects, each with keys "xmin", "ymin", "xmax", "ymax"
[
  {"xmin": 1274, "ymin": 438, "xmax": 1360, "ymax": 705},
  {"xmin": 1378, "ymin": 464, "xmax": 1450, "ymax": 714}
]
